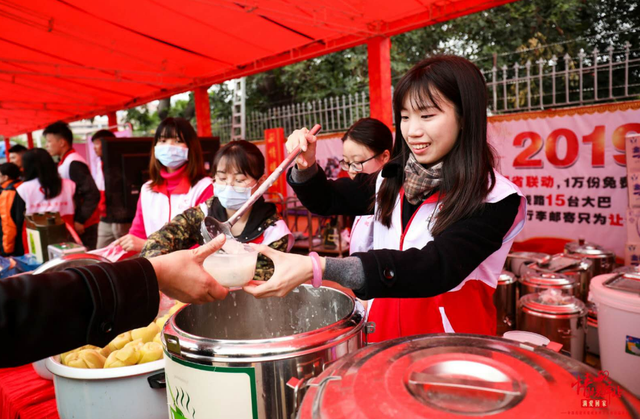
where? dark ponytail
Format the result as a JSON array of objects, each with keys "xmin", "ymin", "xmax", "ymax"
[{"xmin": 377, "ymin": 55, "xmax": 496, "ymax": 235}]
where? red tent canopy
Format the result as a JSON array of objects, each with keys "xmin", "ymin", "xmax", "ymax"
[{"xmin": 0, "ymin": 0, "xmax": 514, "ymax": 137}]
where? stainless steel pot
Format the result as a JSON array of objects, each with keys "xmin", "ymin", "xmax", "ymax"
[
  {"xmin": 162, "ymin": 285, "xmax": 365, "ymax": 419},
  {"xmin": 297, "ymin": 334, "xmax": 640, "ymax": 419},
  {"xmin": 565, "ymin": 240, "xmax": 616, "ymax": 277},
  {"xmin": 494, "ymin": 271, "xmax": 517, "ymax": 335},
  {"xmin": 505, "ymin": 251, "xmax": 549, "ymax": 277},
  {"xmin": 519, "ymin": 271, "xmax": 580, "ymax": 298},
  {"xmin": 518, "ymin": 291, "xmax": 587, "ymax": 361},
  {"xmin": 523, "ymin": 253, "xmax": 594, "ymax": 302}
]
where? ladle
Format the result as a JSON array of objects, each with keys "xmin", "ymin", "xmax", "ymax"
[{"xmin": 202, "ymin": 124, "xmax": 321, "ymax": 241}]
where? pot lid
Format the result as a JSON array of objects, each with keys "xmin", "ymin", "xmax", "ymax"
[
  {"xmin": 565, "ymin": 241, "xmax": 615, "ymax": 258},
  {"xmin": 590, "ymin": 274, "xmax": 640, "ymax": 314},
  {"xmin": 498, "ymin": 270, "xmax": 516, "ymax": 285},
  {"xmin": 520, "ymin": 290, "xmax": 586, "ymax": 315},
  {"xmin": 520, "ymin": 272, "xmax": 575, "ymax": 287},
  {"xmin": 614, "ymin": 265, "xmax": 640, "ymax": 275},
  {"xmin": 507, "ymin": 252, "xmax": 549, "ymax": 263},
  {"xmin": 298, "ymin": 334, "xmax": 640, "ymax": 419},
  {"xmin": 528, "ymin": 253, "xmax": 592, "ymax": 274},
  {"xmin": 32, "ymin": 253, "xmax": 111, "ymax": 274}
]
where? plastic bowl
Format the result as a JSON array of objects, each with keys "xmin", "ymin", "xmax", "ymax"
[{"xmin": 203, "ymin": 245, "xmax": 258, "ymax": 287}]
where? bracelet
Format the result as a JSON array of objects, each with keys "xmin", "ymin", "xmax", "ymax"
[{"xmin": 308, "ymin": 252, "xmax": 323, "ymax": 288}]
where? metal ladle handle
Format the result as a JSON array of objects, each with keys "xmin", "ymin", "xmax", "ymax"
[{"xmin": 226, "ymin": 124, "xmax": 322, "ymax": 228}]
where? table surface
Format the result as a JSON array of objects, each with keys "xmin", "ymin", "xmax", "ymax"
[{"xmin": 0, "ymin": 364, "xmax": 58, "ymax": 419}]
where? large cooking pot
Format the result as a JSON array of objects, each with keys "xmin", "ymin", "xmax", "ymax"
[
  {"xmin": 505, "ymin": 251, "xmax": 548, "ymax": 277},
  {"xmin": 296, "ymin": 334, "xmax": 640, "ymax": 418},
  {"xmin": 517, "ymin": 291, "xmax": 587, "ymax": 361},
  {"xmin": 494, "ymin": 270, "xmax": 517, "ymax": 335},
  {"xmin": 564, "ymin": 240, "xmax": 616, "ymax": 277},
  {"xmin": 523, "ymin": 253, "xmax": 594, "ymax": 302},
  {"xmin": 518, "ymin": 271, "xmax": 580, "ymax": 298},
  {"xmin": 162, "ymin": 285, "xmax": 365, "ymax": 419}
]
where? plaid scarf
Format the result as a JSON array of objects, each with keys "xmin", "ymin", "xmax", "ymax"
[{"xmin": 403, "ymin": 154, "xmax": 443, "ymax": 204}]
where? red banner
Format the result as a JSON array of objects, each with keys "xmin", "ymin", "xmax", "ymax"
[{"xmin": 264, "ymin": 127, "xmax": 287, "ymax": 200}]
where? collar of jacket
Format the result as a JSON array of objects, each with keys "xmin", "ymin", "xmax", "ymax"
[{"xmin": 208, "ymin": 196, "xmax": 278, "ymax": 243}]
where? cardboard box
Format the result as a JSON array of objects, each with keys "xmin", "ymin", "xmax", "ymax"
[
  {"xmin": 626, "ymin": 133, "xmax": 640, "ymax": 173},
  {"xmin": 625, "ymin": 242, "xmax": 640, "ymax": 266},
  {"xmin": 627, "ymin": 208, "xmax": 640, "ymax": 242},
  {"xmin": 628, "ymin": 172, "xmax": 640, "ymax": 208}
]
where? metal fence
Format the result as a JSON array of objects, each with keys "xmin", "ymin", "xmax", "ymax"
[
  {"xmin": 212, "ymin": 42, "xmax": 640, "ymax": 142},
  {"xmin": 485, "ymin": 42, "xmax": 640, "ymax": 113},
  {"xmin": 212, "ymin": 91, "xmax": 370, "ymax": 141}
]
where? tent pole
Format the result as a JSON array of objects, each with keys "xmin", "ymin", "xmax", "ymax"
[
  {"xmin": 367, "ymin": 36, "xmax": 393, "ymax": 128},
  {"xmin": 194, "ymin": 86, "xmax": 212, "ymax": 137},
  {"xmin": 107, "ymin": 112, "xmax": 118, "ymax": 132}
]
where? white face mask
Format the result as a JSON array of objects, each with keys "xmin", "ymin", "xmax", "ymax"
[
  {"xmin": 154, "ymin": 144, "xmax": 189, "ymax": 169},
  {"xmin": 214, "ymin": 183, "xmax": 253, "ymax": 210}
]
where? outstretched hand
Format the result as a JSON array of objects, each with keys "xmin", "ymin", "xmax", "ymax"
[
  {"xmin": 149, "ymin": 234, "xmax": 229, "ymax": 304},
  {"xmin": 242, "ymin": 244, "xmax": 316, "ymax": 298}
]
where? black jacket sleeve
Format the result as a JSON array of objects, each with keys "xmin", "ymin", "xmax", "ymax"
[
  {"xmin": 69, "ymin": 161, "xmax": 100, "ymax": 224},
  {"xmin": 352, "ymin": 194, "xmax": 522, "ymax": 299},
  {"xmin": 0, "ymin": 258, "xmax": 159, "ymax": 367},
  {"xmin": 287, "ymin": 166, "xmax": 377, "ymax": 216}
]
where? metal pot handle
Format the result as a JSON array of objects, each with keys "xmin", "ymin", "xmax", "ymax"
[
  {"xmin": 147, "ymin": 371, "xmax": 166, "ymax": 389},
  {"xmin": 407, "ymin": 372, "xmax": 522, "ymax": 396},
  {"xmin": 287, "ymin": 376, "xmax": 311, "ymax": 419},
  {"xmin": 291, "ymin": 376, "xmax": 342, "ymax": 419},
  {"xmin": 364, "ymin": 321, "xmax": 376, "ymax": 345}
]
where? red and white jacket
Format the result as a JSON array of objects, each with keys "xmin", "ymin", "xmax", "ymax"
[
  {"xmin": 58, "ymin": 149, "xmax": 101, "ymax": 227},
  {"xmin": 363, "ymin": 171, "xmax": 526, "ymax": 343},
  {"xmin": 16, "ymin": 179, "xmax": 76, "ymax": 223},
  {"xmin": 140, "ymin": 177, "xmax": 212, "ymax": 237}
]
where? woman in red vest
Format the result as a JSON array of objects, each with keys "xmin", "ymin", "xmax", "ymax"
[
  {"xmin": 15, "ymin": 148, "xmax": 76, "ymax": 229},
  {"xmin": 245, "ymin": 56, "xmax": 527, "ymax": 342},
  {"xmin": 114, "ymin": 117, "xmax": 213, "ymax": 252}
]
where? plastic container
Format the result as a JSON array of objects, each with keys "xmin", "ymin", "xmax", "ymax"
[
  {"xmin": 590, "ymin": 273, "xmax": 640, "ymax": 397},
  {"xmin": 46, "ymin": 356, "xmax": 167, "ymax": 419},
  {"xmin": 203, "ymin": 245, "xmax": 258, "ymax": 287}
]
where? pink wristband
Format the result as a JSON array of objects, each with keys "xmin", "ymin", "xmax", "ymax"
[{"xmin": 309, "ymin": 252, "xmax": 323, "ymax": 288}]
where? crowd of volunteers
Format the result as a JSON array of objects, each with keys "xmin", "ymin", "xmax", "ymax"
[{"xmin": 1, "ymin": 55, "xmax": 526, "ymax": 365}]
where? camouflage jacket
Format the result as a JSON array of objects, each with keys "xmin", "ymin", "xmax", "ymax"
[{"xmin": 141, "ymin": 197, "xmax": 289, "ymax": 281}]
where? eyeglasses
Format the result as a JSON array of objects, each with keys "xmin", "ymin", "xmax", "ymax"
[
  {"xmin": 339, "ymin": 153, "xmax": 382, "ymax": 173},
  {"xmin": 214, "ymin": 176, "xmax": 257, "ymax": 193}
]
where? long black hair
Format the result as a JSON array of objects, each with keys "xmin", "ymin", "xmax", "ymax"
[
  {"xmin": 376, "ymin": 55, "xmax": 496, "ymax": 235},
  {"xmin": 22, "ymin": 148, "xmax": 62, "ymax": 199}
]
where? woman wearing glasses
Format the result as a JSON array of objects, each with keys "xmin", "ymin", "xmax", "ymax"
[
  {"xmin": 140, "ymin": 140, "xmax": 293, "ymax": 281},
  {"xmin": 339, "ymin": 118, "xmax": 392, "ymax": 255}
]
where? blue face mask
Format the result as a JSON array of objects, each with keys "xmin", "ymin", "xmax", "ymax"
[
  {"xmin": 154, "ymin": 144, "xmax": 189, "ymax": 169},
  {"xmin": 214, "ymin": 183, "xmax": 253, "ymax": 210}
]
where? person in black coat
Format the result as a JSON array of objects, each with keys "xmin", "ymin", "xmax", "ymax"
[{"xmin": 0, "ymin": 235, "xmax": 228, "ymax": 367}]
